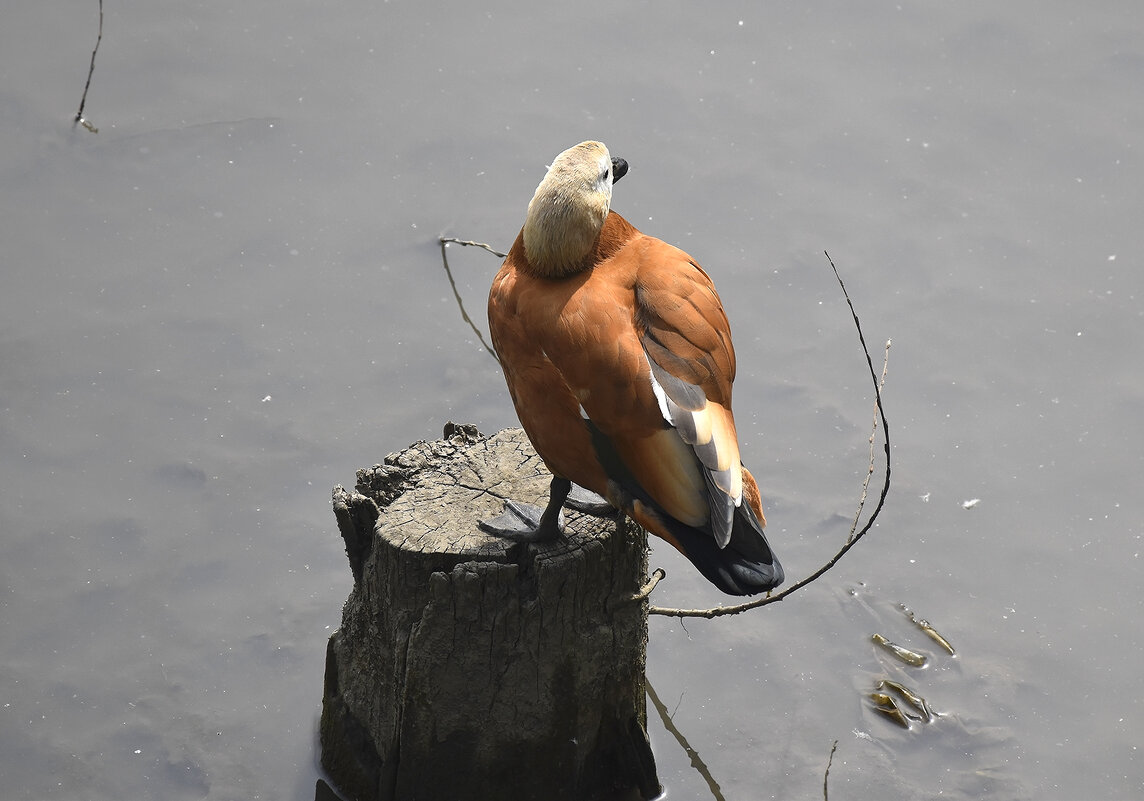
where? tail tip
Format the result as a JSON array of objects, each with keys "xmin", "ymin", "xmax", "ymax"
[{"xmin": 716, "ymin": 558, "xmax": 784, "ymax": 596}]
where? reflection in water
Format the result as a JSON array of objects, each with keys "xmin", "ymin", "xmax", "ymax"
[
  {"xmin": 822, "ymin": 740, "xmax": 839, "ymax": 801},
  {"xmin": 314, "ymin": 778, "xmax": 341, "ymax": 801},
  {"xmin": 73, "ymin": 0, "xmax": 104, "ymax": 133},
  {"xmin": 646, "ymin": 679, "xmax": 726, "ymax": 801}
]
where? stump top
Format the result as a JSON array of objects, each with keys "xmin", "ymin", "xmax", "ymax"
[{"xmin": 351, "ymin": 426, "xmax": 611, "ymax": 561}]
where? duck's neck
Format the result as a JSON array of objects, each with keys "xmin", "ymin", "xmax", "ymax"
[
  {"xmin": 522, "ymin": 184, "xmax": 609, "ymax": 279},
  {"xmin": 516, "ymin": 211, "xmax": 639, "ymax": 279}
]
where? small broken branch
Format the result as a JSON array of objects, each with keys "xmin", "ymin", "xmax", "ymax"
[{"xmin": 612, "ymin": 568, "xmax": 666, "ymax": 609}]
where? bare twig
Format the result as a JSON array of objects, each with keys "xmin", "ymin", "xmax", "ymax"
[
  {"xmin": 823, "ymin": 739, "xmax": 839, "ymax": 801},
  {"xmin": 439, "ymin": 236, "xmax": 507, "ymax": 259},
  {"xmin": 849, "ymin": 338, "xmax": 891, "ymax": 544},
  {"xmin": 74, "ymin": 0, "xmax": 104, "ymax": 133},
  {"xmin": 649, "ymin": 252, "xmax": 891, "ymax": 618},
  {"xmin": 437, "ymin": 237, "xmax": 503, "ymax": 364}
]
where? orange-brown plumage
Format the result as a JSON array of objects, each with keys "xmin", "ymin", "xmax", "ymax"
[{"xmin": 486, "ymin": 141, "xmax": 783, "ymax": 595}]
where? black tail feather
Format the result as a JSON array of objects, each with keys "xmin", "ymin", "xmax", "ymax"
[{"xmin": 659, "ymin": 500, "xmax": 784, "ymax": 596}]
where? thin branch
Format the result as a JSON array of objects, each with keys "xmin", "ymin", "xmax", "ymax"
[
  {"xmin": 823, "ymin": 739, "xmax": 839, "ymax": 801},
  {"xmin": 74, "ymin": 0, "xmax": 104, "ymax": 133},
  {"xmin": 439, "ymin": 236, "xmax": 507, "ymax": 259},
  {"xmin": 650, "ymin": 251, "xmax": 891, "ymax": 618},
  {"xmin": 849, "ymin": 338, "xmax": 891, "ymax": 544},
  {"xmin": 437, "ymin": 237, "xmax": 503, "ymax": 364}
]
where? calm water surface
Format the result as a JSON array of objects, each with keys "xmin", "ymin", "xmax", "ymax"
[{"xmin": 2, "ymin": 2, "xmax": 1141, "ymax": 799}]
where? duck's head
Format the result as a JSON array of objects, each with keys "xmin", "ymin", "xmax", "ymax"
[{"xmin": 522, "ymin": 140, "xmax": 628, "ymax": 278}]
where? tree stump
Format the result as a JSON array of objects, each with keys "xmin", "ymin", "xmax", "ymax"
[{"xmin": 321, "ymin": 424, "xmax": 660, "ymax": 801}]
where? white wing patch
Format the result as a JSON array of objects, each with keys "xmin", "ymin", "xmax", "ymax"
[
  {"xmin": 649, "ymin": 370, "xmax": 674, "ymax": 425},
  {"xmin": 645, "ymin": 353, "xmax": 742, "ymax": 548}
]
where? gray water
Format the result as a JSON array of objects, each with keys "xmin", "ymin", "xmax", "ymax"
[{"xmin": 2, "ymin": 2, "xmax": 1141, "ymax": 798}]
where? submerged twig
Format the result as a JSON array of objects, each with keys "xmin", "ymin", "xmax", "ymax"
[
  {"xmin": 74, "ymin": 0, "xmax": 104, "ymax": 132},
  {"xmin": 649, "ymin": 252, "xmax": 891, "ymax": 618},
  {"xmin": 823, "ymin": 739, "xmax": 839, "ymax": 801}
]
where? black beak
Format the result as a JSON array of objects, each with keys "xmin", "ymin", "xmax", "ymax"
[{"xmin": 611, "ymin": 156, "xmax": 628, "ymax": 184}]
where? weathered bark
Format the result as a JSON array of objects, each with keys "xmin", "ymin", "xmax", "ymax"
[{"xmin": 321, "ymin": 425, "xmax": 659, "ymax": 801}]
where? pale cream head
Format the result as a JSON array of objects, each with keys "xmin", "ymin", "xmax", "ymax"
[{"xmin": 522, "ymin": 141, "xmax": 615, "ymax": 277}]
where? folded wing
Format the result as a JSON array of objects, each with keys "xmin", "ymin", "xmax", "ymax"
[{"xmin": 630, "ymin": 248, "xmax": 744, "ymax": 547}]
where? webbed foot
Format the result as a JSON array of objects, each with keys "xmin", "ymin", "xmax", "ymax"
[
  {"xmin": 479, "ymin": 475, "xmax": 572, "ymax": 542},
  {"xmin": 479, "ymin": 499, "xmax": 565, "ymax": 542},
  {"xmin": 564, "ymin": 484, "xmax": 615, "ymax": 517}
]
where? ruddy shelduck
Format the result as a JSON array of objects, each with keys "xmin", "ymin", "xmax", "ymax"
[{"xmin": 484, "ymin": 141, "xmax": 783, "ymax": 596}]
